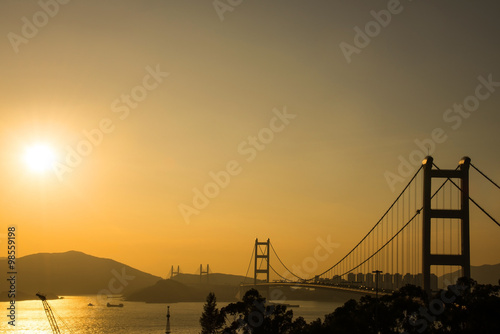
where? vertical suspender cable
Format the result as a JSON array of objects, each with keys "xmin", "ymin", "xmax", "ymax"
[
  {"xmin": 391, "ymin": 208, "xmax": 394, "ymax": 275},
  {"xmin": 415, "ymin": 172, "xmax": 418, "ymax": 284},
  {"xmin": 396, "ymin": 201, "xmax": 399, "ymax": 279},
  {"xmin": 402, "ymin": 190, "xmax": 405, "ymax": 276}
]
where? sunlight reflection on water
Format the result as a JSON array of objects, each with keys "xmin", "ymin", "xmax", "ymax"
[{"xmin": 0, "ymin": 296, "xmax": 342, "ymax": 333}]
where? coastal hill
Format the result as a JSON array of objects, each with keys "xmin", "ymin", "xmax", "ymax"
[
  {"xmin": 171, "ymin": 272, "xmax": 254, "ymax": 287},
  {"xmin": 126, "ymin": 273, "xmax": 258, "ymax": 303},
  {"xmin": 0, "ymin": 251, "xmax": 161, "ymax": 300},
  {"xmin": 439, "ymin": 263, "xmax": 500, "ymax": 287}
]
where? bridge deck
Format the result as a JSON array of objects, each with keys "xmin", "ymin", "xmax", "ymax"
[{"xmin": 240, "ymin": 282, "xmax": 389, "ymax": 296}]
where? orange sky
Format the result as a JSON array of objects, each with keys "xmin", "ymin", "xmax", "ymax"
[{"xmin": 1, "ymin": 0, "xmax": 499, "ymax": 279}]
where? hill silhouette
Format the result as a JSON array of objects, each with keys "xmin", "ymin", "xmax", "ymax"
[
  {"xmin": 0, "ymin": 251, "xmax": 161, "ymax": 299},
  {"xmin": 126, "ymin": 279, "xmax": 202, "ymax": 302},
  {"xmin": 171, "ymin": 273, "xmax": 255, "ymax": 287},
  {"xmin": 126, "ymin": 273, "xmax": 258, "ymax": 303},
  {"xmin": 439, "ymin": 263, "xmax": 500, "ymax": 287}
]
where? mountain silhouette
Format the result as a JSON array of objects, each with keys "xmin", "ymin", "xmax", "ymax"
[{"xmin": 0, "ymin": 251, "xmax": 161, "ymax": 299}]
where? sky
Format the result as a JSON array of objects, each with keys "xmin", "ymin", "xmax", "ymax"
[{"xmin": 0, "ymin": 0, "xmax": 499, "ymax": 279}]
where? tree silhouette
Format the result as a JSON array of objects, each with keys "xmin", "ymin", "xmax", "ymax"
[
  {"xmin": 438, "ymin": 277, "xmax": 500, "ymax": 334},
  {"xmin": 220, "ymin": 288, "xmax": 297, "ymax": 334},
  {"xmin": 200, "ymin": 292, "xmax": 225, "ymax": 334},
  {"xmin": 202, "ymin": 278, "xmax": 500, "ymax": 334}
]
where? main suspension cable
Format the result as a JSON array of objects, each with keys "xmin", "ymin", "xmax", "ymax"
[
  {"xmin": 242, "ymin": 244, "xmax": 256, "ymax": 283},
  {"xmin": 269, "ymin": 263, "xmax": 292, "ymax": 282},
  {"xmin": 270, "ymin": 242, "xmax": 305, "ymax": 281},
  {"xmin": 313, "ymin": 165, "xmax": 423, "ymax": 278},
  {"xmin": 328, "ymin": 175, "xmax": 452, "ymax": 279},
  {"xmin": 337, "ymin": 210, "xmax": 422, "ymax": 277},
  {"xmin": 471, "ymin": 163, "xmax": 500, "ymax": 190},
  {"xmin": 433, "ymin": 164, "xmax": 500, "ymax": 228}
]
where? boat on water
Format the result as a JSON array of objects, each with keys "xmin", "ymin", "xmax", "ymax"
[
  {"xmin": 88, "ymin": 303, "xmax": 94, "ymax": 306},
  {"xmin": 106, "ymin": 303, "xmax": 124, "ymax": 307}
]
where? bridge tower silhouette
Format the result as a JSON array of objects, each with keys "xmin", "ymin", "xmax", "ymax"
[
  {"xmin": 254, "ymin": 238, "xmax": 270, "ymax": 284},
  {"xmin": 241, "ymin": 156, "xmax": 499, "ymax": 296},
  {"xmin": 422, "ymin": 156, "xmax": 471, "ymax": 294},
  {"xmin": 200, "ymin": 264, "xmax": 210, "ymax": 283},
  {"xmin": 170, "ymin": 265, "xmax": 180, "ymax": 279}
]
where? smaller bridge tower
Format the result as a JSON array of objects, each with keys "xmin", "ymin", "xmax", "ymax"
[
  {"xmin": 170, "ymin": 265, "xmax": 180, "ymax": 278},
  {"xmin": 200, "ymin": 264, "xmax": 209, "ymax": 284},
  {"xmin": 254, "ymin": 238, "xmax": 270, "ymax": 284}
]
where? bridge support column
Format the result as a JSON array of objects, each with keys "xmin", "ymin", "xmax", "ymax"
[
  {"xmin": 254, "ymin": 238, "xmax": 270, "ymax": 284},
  {"xmin": 422, "ymin": 156, "xmax": 471, "ymax": 296}
]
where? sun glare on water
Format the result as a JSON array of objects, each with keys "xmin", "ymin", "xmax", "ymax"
[{"xmin": 24, "ymin": 143, "xmax": 56, "ymax": 173}]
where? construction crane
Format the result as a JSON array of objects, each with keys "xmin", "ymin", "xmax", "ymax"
[{"xmin": 36, "ymin": 293, "xmax": 61, "ymax": 334}]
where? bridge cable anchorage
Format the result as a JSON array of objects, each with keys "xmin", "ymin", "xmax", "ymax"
[
  {"xmin": 471, "ymin": 163, "xmax": 500, "ymax": 190},
  {"xmin": 310, "ymin": 165, "xmax": 424, "ymax": 281},
  {"xmin": 269, "ymin": 242, "xmax": 306, "ymax": 281},
  {"xmin": 434, "ymin": 164, "xmax": 500, "ymax": 228},
  {"xmin": 242, "ymin": 245, "xmax": 255, "ymax": 284}
]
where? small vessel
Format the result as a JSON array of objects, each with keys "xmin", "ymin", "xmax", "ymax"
[
  {"xmin": 88, "ymin": 303, "xmax": 94, "ymax": 306},
  {"xmin": 285, "ymin": 304, "xmax": 300, "ymax": 308},
  {"xmin": 107, "ymin": 302, "xmax": 124, "ymax": 307},
  {"xmin": 267, "ymin": 302, "xmax": 300, "ymax": 308}
]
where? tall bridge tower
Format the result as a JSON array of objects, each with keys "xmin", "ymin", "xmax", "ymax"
[
  {"xmin": 254, "ymin": 238, "xmax": 270, "ymax": 284},
  {"xmin": 422, "ymin": 156, "xmax": 471, "ymax": 295}
]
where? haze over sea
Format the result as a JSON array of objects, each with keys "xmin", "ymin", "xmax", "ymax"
[{"xmin": 1, "ymin": 296, "xmax": 343, "ymax": 333}]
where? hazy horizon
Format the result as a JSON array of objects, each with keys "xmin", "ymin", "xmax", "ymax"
[
  {"xmin": 1, "ymin": 0, "xmax": 499, "ymax": 279},
  {"xmin": 9, "ymin": 249, "xmax": 500, "ymax": 280}
]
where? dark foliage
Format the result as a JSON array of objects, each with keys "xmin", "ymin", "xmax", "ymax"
[
  {"xmin": 201, "ymin": 278, "xmax": 500, "ymax": 334},
  {"xmin": 200, "ymin": 292, "xmax": 225, "ymax": 334}
]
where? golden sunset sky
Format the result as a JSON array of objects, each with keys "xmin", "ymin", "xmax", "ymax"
[{"xmin": 1, "ymin": 0, "xmax": 499, "ymax": 278}]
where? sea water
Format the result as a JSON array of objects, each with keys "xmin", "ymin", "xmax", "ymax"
[{"xmin": 0, "ymin": 296, "xmax": 343, "ymax": 333}]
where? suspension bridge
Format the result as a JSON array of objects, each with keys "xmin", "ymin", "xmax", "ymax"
[{"xmin": 240, "ymin": 156, "xmax": 500, "ymax": 297}]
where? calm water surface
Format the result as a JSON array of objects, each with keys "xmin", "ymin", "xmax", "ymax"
[{"xmin": 1, "ymin": 296, "xmax": 343, "ymax": 333}]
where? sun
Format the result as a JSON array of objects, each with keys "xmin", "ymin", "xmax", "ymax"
[{"xmin": 24, "ymin": 143, "xmax": 56, "ymax": 173}]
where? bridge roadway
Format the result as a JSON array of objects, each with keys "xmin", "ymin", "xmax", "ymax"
[{"xmin": 240, "ymin": 282, "xmax": 389, "ymax": 297}]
